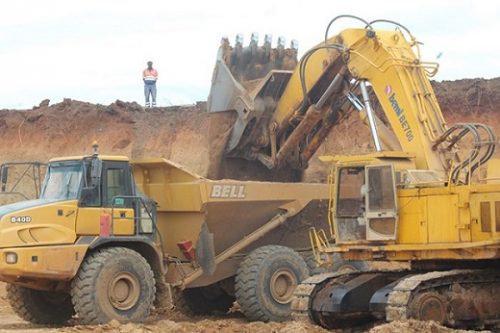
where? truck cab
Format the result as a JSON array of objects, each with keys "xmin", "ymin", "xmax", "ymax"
[
  {"xmin": 0, "ymin": 149, "xmax": 163, "ymax": 325},
  {"xmin": 0, "ymin": 150, "xmax": 159, "ymax": 288}
]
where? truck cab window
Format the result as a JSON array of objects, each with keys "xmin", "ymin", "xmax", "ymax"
[
  {"xmin": 41, "ymin": 162, "xmax": 82, "ymax": 201},
  {"xmin": 106, "ymin": 168, "xmax": 127, "ymax": 206}
]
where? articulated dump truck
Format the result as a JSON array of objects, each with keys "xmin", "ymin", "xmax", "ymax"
[{"xmin": 0, "ymin": 148, "xmax": 329, "ymax": 324}]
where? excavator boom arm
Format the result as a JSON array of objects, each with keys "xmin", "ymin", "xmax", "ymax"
[{"xmin": 208, "ymin": 19, "xmax": 494, "ymax": 181}]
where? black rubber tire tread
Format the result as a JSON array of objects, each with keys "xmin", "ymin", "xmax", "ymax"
[
  {"xmin": 235, "ymin": 245, "xmax": 309, "ymax": 322},
  {"xmin": 171, "ymin": 287, "xmax": 193, "ymax": 316},
  {"xmin": 70, "ymin": 247, "xmax": 155, "ymax": 325},
  {"xmin": 153, "ymin": 273, "xmax": 173, "ymax": 309},
  {"xmin": 182, "ymin": 285, "xmax": 235, "ymax": 315},
  {"xmin": 331, "ymin": 253, "xmax": 369, "ymax": 273},
  {"xmin": 7, "ymin": 284, "xmax": 74, "ymax": 325}
]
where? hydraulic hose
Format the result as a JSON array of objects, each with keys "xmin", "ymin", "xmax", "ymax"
[
  {"xmin": 365, "ymin": 19, "xmax": 414, "ymax": 39},
  {"xmin": 324, "ymin": 14, "xmax": 374, "ymax": 43},
  {"xmin": 297, "ymin": 44, "xmax": 346, "ymax": 114},
  {"xmin": 366, "ymin": 19, "xmax": 421, "ymax": 58}
]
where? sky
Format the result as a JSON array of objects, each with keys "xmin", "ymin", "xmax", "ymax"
[{"xmin": 1, "ymin": 0, "xmax": 499, "ymax": 109}]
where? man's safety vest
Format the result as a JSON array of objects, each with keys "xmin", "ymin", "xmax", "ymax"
[{"xmin": 143, "ymin": 68, "xmax": 158, "ymax": 84}]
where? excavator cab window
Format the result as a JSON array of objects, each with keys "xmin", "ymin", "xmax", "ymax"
[
  {"xmin": 335, "ymin": 166, "xmax": 367, "ymax": 241},
  {"xmin": 365, "ymin": 165, "xmax": 398, "ymax": 241},
  {"xmin": 335, "ymin": 164, "xmax": 399, "ymax": 243}
]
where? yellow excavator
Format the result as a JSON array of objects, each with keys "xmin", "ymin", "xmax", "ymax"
[{"xmin": 209, "ymin": 15, "xmax": 500, "ymax": 329}]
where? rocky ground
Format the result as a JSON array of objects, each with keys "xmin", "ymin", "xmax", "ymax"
[{"xmin": 0, "ymin": 77, "xmax": 498, "ymax": 332}]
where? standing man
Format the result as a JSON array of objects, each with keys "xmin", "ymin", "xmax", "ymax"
[{"xmin": 143, "ymin": 61, "xmax": 158, "ymax": 108}]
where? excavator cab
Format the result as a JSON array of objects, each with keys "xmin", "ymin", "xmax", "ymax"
[{"xmin": 334, "ymin": 163, "xmax": 398, "ymax": 244}]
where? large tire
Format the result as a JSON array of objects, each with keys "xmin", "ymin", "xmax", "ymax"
[
  {"xmin": 182, "ymin": 284, "xmax": 235, "ymax": 315},
  {"xmin": 71, "ymin": 247, "xmax": 156, "ymax": 324},
  {"xmin": 235, "ymin": 245, "xmax": 309, "ymax": 322},
  {"xmin": 7, "ymin": 284, "xmax": 74, "ymax": 324}
]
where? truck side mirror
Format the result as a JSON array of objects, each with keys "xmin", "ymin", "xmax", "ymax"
[{"xmin": 0, "ymin": 166, "xmax": 8, "ymax": 192}]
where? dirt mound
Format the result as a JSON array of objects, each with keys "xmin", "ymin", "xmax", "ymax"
[
  {"xmin": 0, "ymin": 99, "xmax": 216, "ymax": 177},
  {"xmin": 1, "ymin": 78, "xmax": 499, "ymax": 184}
]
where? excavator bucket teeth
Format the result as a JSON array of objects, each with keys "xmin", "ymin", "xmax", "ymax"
[{"xmin": 207, "ymin": 34, "xmax": 301, "ymax": 167}]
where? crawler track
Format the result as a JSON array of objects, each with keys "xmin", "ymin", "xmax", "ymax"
[{"xmin": 291, "ymin": 269, "xmax": 500, "ymax": 330}]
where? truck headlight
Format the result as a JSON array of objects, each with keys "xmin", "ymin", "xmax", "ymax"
[{"xmin": 5, "ymin": 252, "xmax": 17, "ymax": 264}]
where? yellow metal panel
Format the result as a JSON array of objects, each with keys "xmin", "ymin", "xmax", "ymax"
[
  {"xmin": 111, "ymin": 208, "xmax": 135, "ymax": 235},
  {"xmin": 75, "ymin": 207, "xmax": 102, "ymax": 235},
  {"xmin": 427, "ymin": 194, "xmax": 460, "ymax": 243},
  {"xmin": 486, "ymin": 158, "xmax": 500, "ymax": 183},
  {"xmin": 76, "ymin": 207, "xmax": 135, "ymax": 236},
  {"xmin": 156, "ymin": 212, "xmax": 205, "ymax": 257},
  {"xmin": 0, "ymin": 201, "xmax": 78, "ymax": 248},
  {"xmin": 0, "ymin": 244, "xmax": 88, "ymax": 281},
  {"xmin": 397, "ymin": 196, "xmax": 427, "ymax": 244},
  {"xmin": 132, "ymin": 159, "xmax": 205, "ymax": 212},
  {"xmin": 470, "ymin": 191, "xmax": 500, "ymax": 242},
  {"xmin": 50, "ymin": 155, "xmax": 129, "ymax": 162}
]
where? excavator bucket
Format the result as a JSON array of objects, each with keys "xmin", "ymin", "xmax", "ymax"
[
  {"xmin": 208, "ymin": 34, "xmax": 298, "ymax": 114},
  {"xmin": 208, "ymin": 33, "xmax": 352, "ymax": 171},
  {"xmin": 207, "ymin": 34, "xmax": 301, "ymax": 165}
]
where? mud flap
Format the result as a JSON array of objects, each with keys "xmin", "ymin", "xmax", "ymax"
[{"xmin": 196, "ymin": 223, "xmax": 216, "ymax": 275}]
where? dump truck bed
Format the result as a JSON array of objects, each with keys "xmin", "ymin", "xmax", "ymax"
[{"xmin": 131, "ymin": 158, "xmax": 329, "ymax": 287}]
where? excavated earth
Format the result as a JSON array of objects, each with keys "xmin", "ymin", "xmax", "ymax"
[{"xmin": 0, "ymin": 77, "xmax": 498, "ymax": 332}]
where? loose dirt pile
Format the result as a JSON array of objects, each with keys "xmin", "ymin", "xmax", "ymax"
[{"xmin": 1, "ymin": 78, "xmax": 499, "ymax": 184}]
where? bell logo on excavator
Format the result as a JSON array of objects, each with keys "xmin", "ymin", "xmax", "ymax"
[{"xmin": 384, "ymin": 84, "xmax": 392, "ymax": 95}]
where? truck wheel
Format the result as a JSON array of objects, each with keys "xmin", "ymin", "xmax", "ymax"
[
  {"xmin": 7, "ymin": 284, "xmax": 74, "ymax": 324},
  {"xmin": 235, "ymin": 245, "xmax": 309, "ymax": 322},
  {"xmin": 71, "ymin": 247, "xmax": 156, "ymax": 324},
  {"xmin": 331, "ymin": 253, "xmax": 369, "ymax": 273},
  {"xmin": 182, "ymin": 284, "xmax": 235, "ymax": 315}
]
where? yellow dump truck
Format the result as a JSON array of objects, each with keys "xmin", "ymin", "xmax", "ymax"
[{"xmin": 0, "ymin": 146, "xmax": 329, "ymax": 324}]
